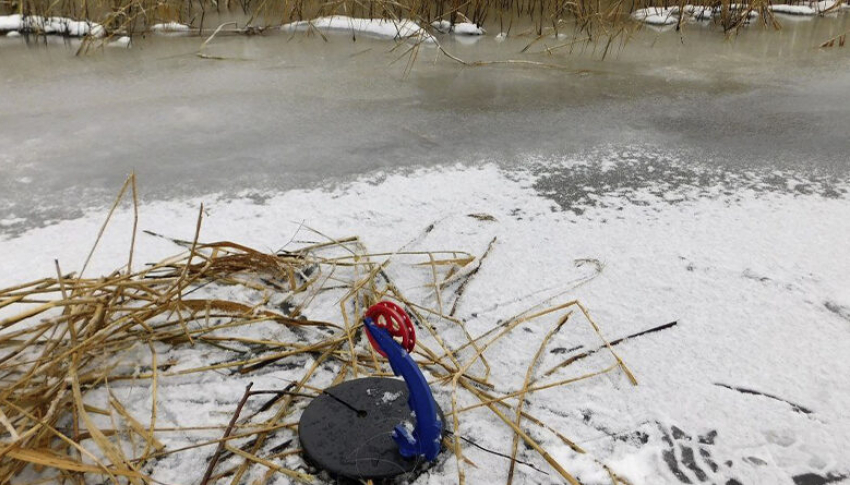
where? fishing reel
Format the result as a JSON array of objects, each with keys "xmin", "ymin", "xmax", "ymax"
[{"xmin": 298, "ymin": 301, "xmax": 444, "ymax": 481}]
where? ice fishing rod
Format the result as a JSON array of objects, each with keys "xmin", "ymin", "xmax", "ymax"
[{"xmin": 298, "ymin": 301, "xmax": 444, "ymax": 481}]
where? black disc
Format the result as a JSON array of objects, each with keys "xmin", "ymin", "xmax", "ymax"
[{"xmin": 299, "ymin": 377, "xmax": 444, "ymax": 482}]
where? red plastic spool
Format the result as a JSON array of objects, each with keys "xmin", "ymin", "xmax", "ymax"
[{"xmin": 364, "ymin": 301, "xmax": 416, "ymax": 357}]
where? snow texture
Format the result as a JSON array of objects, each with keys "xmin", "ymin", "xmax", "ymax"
[
  {"xmin": 681, "ymin": 5, "xmax": 715, "ymax": 20},
  {"xmin": 770, "ymin": 0, "xmax": 840, "ymax": 15},
  {"xmin": 0, "ymin": 14, "xmax": 22, "ymax": 31},
  {"xmin": 0, "ymin": 14, "xmax": 103, "ymax": 36},
  {"xmin": 150, "ymin": 22, "xmax": 191, "ymax": 33},
  {"xmin": 2, "ymin": 153, "xmax": 849, "ymax": 485},
  {"xmin": 633, "ymin": 4, "xmax": 767, "ymax": 25},
  {"xmin": 108, "ymin": 35, "xmax": 131, "ymax": 47},
  {"xmin": 283, "ymin": 16, "xmax": 435, "ymax": 44},
  {"xmin": 431, "ymin": 20, "xmax": 486, "ymax": 35},
  {"xmin": 632, "ymin": 7, "xmax": 680, "ymax": 25}
]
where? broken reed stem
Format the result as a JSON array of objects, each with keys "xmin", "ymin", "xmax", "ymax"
[
  {"xmin": 78, "ymin": 174, "xmax": 134, "ymax": 283},
  {"xmin": 450, "ymin": 236, "xmax": 496, "ymax": 317},
  {"xmin": 461, "ymin": 379, "xmax": 582, "ymax": 485},
  {"xmin": 507, "ymin": 311, "xmax": 570, "ymax": 485},
  {"xmin": 200, "ymin": 382, "xmax": 253, "ymax": 485},
  {"xmin": 128, "ymin": 172, "xmax": 139, "ymax": 274}
]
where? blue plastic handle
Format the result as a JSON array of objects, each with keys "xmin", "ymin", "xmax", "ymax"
[{"xmin": 363, "ymin": 317, "xmax": 442, "ymax": 461}]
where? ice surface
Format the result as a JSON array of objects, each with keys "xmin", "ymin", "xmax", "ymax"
[{"xmin": 3, "ymin": 25, "xmax": 850, "ymax": 238}]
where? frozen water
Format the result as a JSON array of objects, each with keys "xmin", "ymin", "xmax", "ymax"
[
  {"xmin": 1, "ymin": 17, "xmax": 850, "ymax": 483},
  {"xmin": 1, "ymin": 17, "xmax": 850, "ymax": 234}
]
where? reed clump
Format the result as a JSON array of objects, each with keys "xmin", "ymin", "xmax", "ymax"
[
  {"xmin": 0, "ymin": 0, "xmax": 813, "ymax": 42},
  {"xmin": 0, "ymin": 175, "xmax": 637, "ymax": 484}
]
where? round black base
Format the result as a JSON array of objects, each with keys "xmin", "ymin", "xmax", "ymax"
[{"xmin": 299, "ymin": 377, "xmax": 444, "ymax": 482}]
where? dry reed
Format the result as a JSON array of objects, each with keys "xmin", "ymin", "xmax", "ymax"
[
  {"xmin": 0, "ymin": 175, "xmax": 637, "ymax": 484},
  {"xmin": 0, "ymin": 0, "xmax": 803, "ymax": 49}
]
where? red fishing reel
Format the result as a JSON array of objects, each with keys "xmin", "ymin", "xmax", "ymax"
[{"xmin": 364, "ymin": 301, "xmax": 416, "ymax": 357}]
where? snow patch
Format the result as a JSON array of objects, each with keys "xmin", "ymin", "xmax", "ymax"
[
  {"xmin": 633, "ymin": 4, "xmax": 763, "ymax": 25},
  {"xmin": 0, "ymin": 14, "xmax": 22, "ymax": 32},
  {"xmin": 771, "ymin": 3, "xmax": 818, "ymax": 14},
  {"xmin": 431, "ymin": 20, "xmax": 486, "ymax": 35},
  {"xmin": 770, "ymin": 0, "xmax": 839, "ymax": 15},
  {"xmin": 109, "ymin": 35, "xmax": 131, "ymax": 47},
  {"xmin": 682, "ymin": 5, "xmax": 715, "ymax": 20},
  {"xmin": 0, "ymin": 217, "xmax": 26, "ymax": 227},
  {"xmin": 150, "ymin": 22, "xmax": 191, "ymax": 34},
  {"xmin": 632, "ymin": 7, "xmax": 679, "ymax": 25},
  {"xmin": 0, "ymin": 14, "xmax": 103, "ymax": 37},
  {"xmin": 608, "ymin": 444, "xmax": 666, "ymax": 484},
  {"xmin": 283, "ymin": 16, "xmax": 435, "ymax": 44}
]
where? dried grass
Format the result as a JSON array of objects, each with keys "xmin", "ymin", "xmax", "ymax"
[
  {"xmin": 0, "ymin": 175, "xmax": 636, "ymax": 484},
  {"xmin": 2, "ymin": 0, "xmax": 793, "ymax": 51}
]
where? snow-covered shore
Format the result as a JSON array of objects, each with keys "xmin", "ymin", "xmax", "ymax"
[
  {"xmin": 631, "ymin": 0, "xmax": 846, "ymax": 24},
  {"xmin": 0, "ymin": 14, "xmax": 103, "ymax": 36},
  {"xmin": 3, "ymin": 158, "xmax": 848, "ymax": 484}
]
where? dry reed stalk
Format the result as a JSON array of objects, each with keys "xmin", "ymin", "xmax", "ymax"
[
  {"xmin": 0, "ymin": 179, "xmax": 638, "ymax": 485},
  {"xmin": 506, "ymin": 310, "xmax": 571, "ymax": 485},
  {"xmin": 4, "ymin": 0, "xmax": 792, "ymax": 56}
]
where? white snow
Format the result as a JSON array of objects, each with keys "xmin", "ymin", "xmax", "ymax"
[
  {"xmin": 634, "ymin": 4, "xmax": 765, "ymax": 24},
  {"xmin": 0, "ymin": 217, "xmax": 26, "ymax": 227},
  {"xmin": 770, "ymin": 0, "xmax": 839, "ymax": 15},
  {"xmin": 811, "ymin": 0, "xmax": 841, "ymax": 11},
  {"xmin": 632, "ymin": 7, "xmax": 680, "ymax": 25},
  {"xmin": 0, "ymin": 14, "xmax": 103, "ymax": 36},
  {"xmin": 771, "ymin": 4, "xmax": 819, "ymax": 14},
  {"xmin": 729, "ymin": 3, "xmax": 761, "ymax": 18},
  {"xmin": 2, "ymin": 157, "xmax": 849, "ymax": 484},
  {"xmin": 431, "ymin": 20, "xmax": 486, "ymax": 35},
  {"xmin": 108, "ymin": 35, "xmax": 131, "ymax": 47},
  {"xmin": 282, "ymin": 16, "xmax": 435, "ymax": 44},
  {"xmin": 5, "ymin": 30, "xmax": 20, "ymax": 37},
  {"xmin": 150, "ymin": 22, "xmax": 191, "ymax": 33},
  {"xmin": 682, "ymin": 4, "xmax": 715, "ymax": 20},
  {"xmin": 0, "ymin": 14, "xmax": 22, "ymax": 31}
]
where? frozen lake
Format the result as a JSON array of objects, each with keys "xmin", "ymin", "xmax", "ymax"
[
  {"xmin": 1, "ymin": 14, "xmax": 850, "ymax": 234},
  {"xmin": 1, "ymin": 15, "xmax": 850, "ymax": 485}
]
